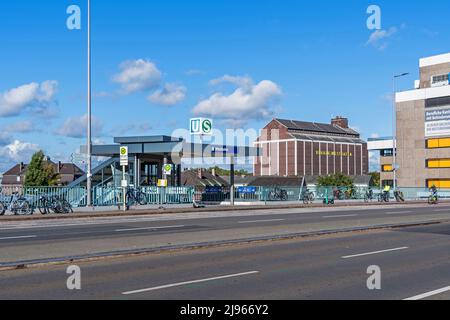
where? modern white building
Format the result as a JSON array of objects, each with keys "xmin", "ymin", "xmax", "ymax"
[{"xmin": 396, "ymin": 52, "xmax": 450, "ymax": 188}]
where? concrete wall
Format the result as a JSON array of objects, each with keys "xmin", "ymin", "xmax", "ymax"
[{"xmin": 420, "ymin": 63, "xmax": 450, "ymax": 89}]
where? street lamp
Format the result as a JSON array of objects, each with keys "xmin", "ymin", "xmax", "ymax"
[
  {"xmin": 392, "ymin": 72, "xmax": 409, "ymax": 191},
  {"xmin": 86, "ymin": 0, "xmax": 92, "ymax": 207}
]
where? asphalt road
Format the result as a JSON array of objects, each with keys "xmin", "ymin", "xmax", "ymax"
[
  {"xmin": 1, "ymin": 204, "xmax": 450, "ymax": 243},
  {"xmin": 2, "ymin": 222, "xmax": 450, "ymax": 300},
  {"xmin": 1, "ymin": 204, "xmax": 450, "ymax": 265}
]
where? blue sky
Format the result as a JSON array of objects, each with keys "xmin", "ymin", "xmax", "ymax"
[{"xmin": 0, "ymin": 0, "xmax": 449, "ymax": 172}]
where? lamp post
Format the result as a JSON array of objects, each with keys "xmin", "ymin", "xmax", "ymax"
[
  {"xmin": 392, "ymin": 72, "xmax": 409, "ymax": 191},
  {"xmin": 86, "ymin": 0, "xmax": 92, "ymax": 207}
]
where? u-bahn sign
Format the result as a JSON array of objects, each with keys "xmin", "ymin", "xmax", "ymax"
[{"xmin": 190, "ymin": 118, "xmax": 213, "ymax": 135}]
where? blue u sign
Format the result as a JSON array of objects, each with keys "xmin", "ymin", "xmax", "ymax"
[{"xmin": 190, "ymin": 119, "xmax": 201, "ymax": 134}]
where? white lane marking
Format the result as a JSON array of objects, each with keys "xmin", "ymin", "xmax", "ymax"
[
  {"xmin": 342, "ymin": 247, "xmax": 409, "ymax": 259},
  {"xmin": 322, "ymin": 214, "xmax": 358, "ymax": 219},
  {"xmin": 404, "ymin": 286, "xmax": 450, "ymax": 300},
  {"xmin": 0, "ymin": 235, "xmax": 37, "ymax": 241},
  {"xmin": 122, "ymin": 271, "xmax": 259, "ymax": 295},
  {"xmin": 434, "ymin": 209, "xmax": 449, "ymax": 212},
  {"xmin": 115, "ymin": 225, "xmax": 185, "ymax": 232},
  {"xmin": 238, "ymin": 219, "xmax": 285, "ymax": 224},
  {"xmin": 385, "ymin": 211, "xmax": 413, "ymax": 215},
  {"xmin": 0, "ymin": 218, "xmax": 187, "ymax": 231}
]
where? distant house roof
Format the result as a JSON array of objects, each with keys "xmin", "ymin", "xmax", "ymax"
[
  {"xmin": 2, "ymin": 161, "xmax": 85, "ymax": 186},
  {"xmin": 181, "ymin": 170, "xmax": 229, "ymax": 188},
  {"xmin": 244, "ymin": 176, "xmax": 306, "ymax": 187},
  {"xmin": 219, "ymin": 175, "xmax": 254, "ymax": 186}
]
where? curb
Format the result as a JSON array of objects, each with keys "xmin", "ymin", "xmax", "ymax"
[{"xmin": 0, "ymin": 218, "xmax": 446, "ymax": 271}]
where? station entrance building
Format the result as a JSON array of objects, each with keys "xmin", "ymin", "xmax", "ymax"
[{"xmin": 71, "ymin": 135, "xmax": 260, "ymax": 189}]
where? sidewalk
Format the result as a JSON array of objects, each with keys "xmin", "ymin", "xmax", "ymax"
[{"xmin": 0, "ymin": 199, "xmax": 443, "ymax": 222}]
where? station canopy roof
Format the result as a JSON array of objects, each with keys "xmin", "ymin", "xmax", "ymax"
[{"xmin": 81, "ymin": 135, "xmax": 261, "ymax": 159}]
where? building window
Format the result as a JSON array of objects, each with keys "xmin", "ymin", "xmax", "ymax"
[
  {"xmin": 427, "ymin": 180, "xmax": 450, "ymax": 189},
  {"xmin": 380, "ymin": 149, "xmax": 394, "ymax": 157},
  {"xmin": 382, "ymin": 165, "xmax": 394, "ymax": 172},
  {"xmin": 427, "ymin": 159, "xmax": 450, "ymax": 168},
  {"xmin": 431, "ymin": 74, "xmax": 449, "ymax": 87},
  {"xmin": 427, "ymin": 138, "xmax": 450, "ymax": 149}
]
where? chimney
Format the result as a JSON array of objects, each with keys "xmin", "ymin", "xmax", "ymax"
[
  {"xmin": 58, "ymin": 161, "xmax": 62, "ymax": 174},
  {"xmin": 212, "ymin": 168, "xmax": 216, "ymax": 177},
  {"xmin": 20, "ymin": 162, "xmax": 24, "ymax": 172},
  {"xmin": 197, "ymin": 168, "xmax": 203, "ymax": 179},
  {"xmin": 331, "ymin": 116, "xmax": 349, "ymax": 129}
]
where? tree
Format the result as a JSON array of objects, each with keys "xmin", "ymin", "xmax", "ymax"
[
  {"xmin": 317, "ymin": 173, "xmax": 354, "ymax": 188},
  {"xmin": 369, "ymin": 171, "xmax": 380, "ymax": 187},
  {"xmin": 24, "ymin": 151, "xmax": 60, "ymax": 187}
]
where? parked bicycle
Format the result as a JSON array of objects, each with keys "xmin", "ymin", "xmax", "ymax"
[
  {"xmin": 301, "ymin": 189, "xmax": 315, "ymax": 204},
  {"xmin": 267, "ymin": 187, "xmax": 288, "ymax": 201},
  {"xmin": 38, "ymin": 194, "xmax": 73, "ymax": 214},
  {"xmin": 0, "ymin": 192, "xmax": 34, "ymax": 216},
  {"xmin": 364, "ymin": 189, "xmax": 374, "ymax": 202},
  {"xmin": 126, "ymin": 187, "xmax": 147, "ymax": 209},
  {"xmin": 394, "ymin": 190, "xmax": 405, "ymax": 202},
  {"xmin": 378, "ymin": 191, "xmax": 390, "ymax": 203}
]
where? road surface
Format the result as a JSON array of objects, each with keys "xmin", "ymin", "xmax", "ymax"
[
  {"xmin": 2, "ymin": 222, "xmax": 450, "ymax": 300},
  {"xmin": 1, "ymin": 204, "xmax": 450, "ymax": 265}
]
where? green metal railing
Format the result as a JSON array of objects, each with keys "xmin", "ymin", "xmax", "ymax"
[
  {"xmin": 92, "ymin": 186, "xmax": 194, "ymax": 207},
  {"xmin": 0, "ymin": 186, "xmax": 87, "ymax": 208},
  {"xmin": 1, "ymin": 185, "xmax": 448, "ymax": 209}
]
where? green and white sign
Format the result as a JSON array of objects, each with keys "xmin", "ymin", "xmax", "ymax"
[
  {"xmin": 190, "ymin": 118, "xmax": 213, "ymax": 135},
  {"xmin": 120, "ymin": 146, "xmax": 129, "ymax": 166},
  {"xmin": 163, "ymin": 164, "xmax": 173, "ymax": 175}
]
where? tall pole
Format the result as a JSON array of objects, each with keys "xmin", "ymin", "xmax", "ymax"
[
  {"xmin": 86, "ymin": 0, "xmax": 92, "ymax": 207},
  {"xmin": 392, "ymin": 74, "xmax": 397, "ymax": 191}
]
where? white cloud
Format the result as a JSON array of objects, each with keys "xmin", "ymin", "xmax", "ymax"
[
  {"xmin": 148, "ymin": 83, "xmax": 187, "ymax": 106},
  {"xmin": 209, "ymin": 75, "xmax": 254, "ymax": 91},
  {"xmin": 0, "ymin": 140, "xmax": 40, "ymax": 164},
  {"xmin": 113, "ymin": 122, "xmax": 153, "ymax": 135},
  {"xmin": 192, "ymin": 75, "xmax": 282, "ymax": 125},
  {"xmin": 4, "ymin": 120, "xmax": 37, "ymax": 134},
  {"xmin": 0, "ymin": 81, "xmax": 58, "ymax": 117},
  {"xmin": 113, "ymin": 59, "xmax": 162, "ymax": 94},
  {"xmin": 56, "ymin": 114, "xmax": 103, "ymax": 139},
  {"xmin": 366, "ymin": 27, "xmax": 398, "ymax": 50}
]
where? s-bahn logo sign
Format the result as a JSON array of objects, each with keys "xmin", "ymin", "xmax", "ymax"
[
  {"xmin": 190, "ymin": 118, "xmax": 213, "ymax": 135},
  {"xmin": 120, "ymin": 146, "xmax": 129, "ymax": 166}
]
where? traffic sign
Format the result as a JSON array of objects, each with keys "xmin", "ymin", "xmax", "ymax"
[
  {"xmin": 158, "ymin": 179, "xmax": 168, "ymax": 187},
  {"xmin": 163, "ymin": 164, "xmax": 173, "ymax": 175},
  {"xmin": 120, "ymin": 146, "xmax": 129, "ymax": 166}
]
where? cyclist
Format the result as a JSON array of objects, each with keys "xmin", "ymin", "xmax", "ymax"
[
  {"xmin": 382, "ymin": 185, "xmax": 391, "ymax": 202},
  {"xmin": 429, "ymin": 185, "xmax": 438, "ymax": 204}
]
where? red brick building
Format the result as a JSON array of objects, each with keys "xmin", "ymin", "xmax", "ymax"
[{"xmin": 254, "ymin": 117, "xmax": 369, "ymax": 177}]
